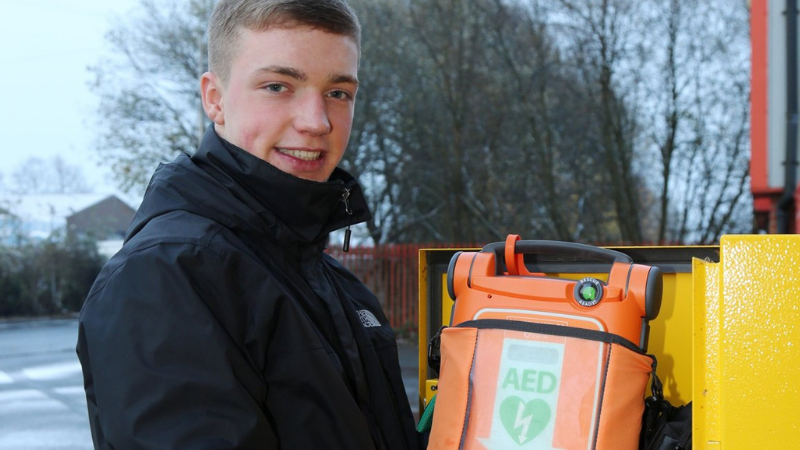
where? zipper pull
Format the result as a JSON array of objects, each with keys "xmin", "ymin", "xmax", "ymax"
[
  {"xmin": 343, "ymin": 227, "xmax": 352, "ymax": 252},
  {"xmin": 341, "ymin": 188, "xmax": 353, "ymax": 252}
]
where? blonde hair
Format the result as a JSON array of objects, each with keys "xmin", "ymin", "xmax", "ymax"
[{"xmin": 208, "ymin": 0, "xmax": 361, "ymax": 83}]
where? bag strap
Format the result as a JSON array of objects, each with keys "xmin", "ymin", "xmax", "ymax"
[
  {"xmin": 640, "ymin": 356, "xmax": 672, "ymax": 448},
  {"xmin": 640, "ymin": 355, "xmax": 693, "ymax": 450},
  {"xmin": 427, "ymin": 326, "xmax": 446, "ymax": 374}
]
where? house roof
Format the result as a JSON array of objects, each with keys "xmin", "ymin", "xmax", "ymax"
[{"xmin": 0, "ymin": 193, "xmax": 137, "ymax": 240}]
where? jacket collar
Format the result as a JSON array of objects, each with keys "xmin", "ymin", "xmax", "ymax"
[{"xmin": 190, "ymin": 126, "xmax": 371, "ymax": 245}]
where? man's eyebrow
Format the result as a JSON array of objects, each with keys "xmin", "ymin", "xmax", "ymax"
[
  {"xmin": 254, "ymin": 65, "xmax": 358, "ymax": 87},
  {"xmin": 255, "ymin": 65, "xmax": 307, "ymax": 81},
  {"xmin": 329, "ymin": 73, "xmax": 359, "ymax": 87}
]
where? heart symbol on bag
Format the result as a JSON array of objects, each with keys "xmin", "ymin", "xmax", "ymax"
[{"xmin": 499, "ymin": 396, "xmax": 551, "ymax": 445}]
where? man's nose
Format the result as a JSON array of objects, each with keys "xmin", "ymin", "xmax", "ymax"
[{"xmin": 294, "ymin": 94, "xmax": 331, "ymax": 135}]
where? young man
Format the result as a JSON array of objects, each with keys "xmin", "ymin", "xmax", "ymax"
[{"xmin": 76, "ymin": 1, "xmax": 418, "ymax": 448}]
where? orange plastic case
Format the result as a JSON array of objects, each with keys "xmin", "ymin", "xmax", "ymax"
[
  {"xmin": 427, "ymin": 236, "xmax": 664, "ymax": 450},
  {"xmin": 446, "ymin": 235, "xmax": 663, "ymax": 350}
]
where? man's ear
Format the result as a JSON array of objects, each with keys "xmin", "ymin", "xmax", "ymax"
[{"xmin": 201, "ymin": 72, "xmax": 225, "ymax": 125}]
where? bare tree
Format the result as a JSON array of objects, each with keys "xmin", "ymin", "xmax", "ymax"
[
  {"xmin": 553, "ymin": 0, "xmax": 649, "ymax": 243},
  {"xmin": 641, "ymin": 0, "xmax": 752, "ymax": 243},
  {"xmin": 52, "ymin": 157, "xmax": 91, "ymax": 194},
  {"xmin": 480, "ymin": 0, "xmax": 595, "ymax": 241},
  {"xmin": 403, "ymin": 0, "xmax": 505, "ymax": 242},
  {"xmin": 90, "ymin": 0, "xmax": 214, "ymax": 194},
  {"xmin": 11, "ymin": 157, "xmax": 49, "ymax": 194},
  {"xmin": 348, "ymin": 0, "xmax": 590, "ymax": 243},
  {"xmin": 10, "ymin": 157, "xmax": 89, "ymax": 194}
]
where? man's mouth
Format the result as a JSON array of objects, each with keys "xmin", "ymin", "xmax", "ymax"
[{"xmin": 277, "ymin": 148, "xmax": 322, "ymax": 161}]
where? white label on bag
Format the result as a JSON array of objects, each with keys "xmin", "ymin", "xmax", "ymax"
[{"xmin": 478, "ymin": 338, "xmax": 565, "ymax": 450}]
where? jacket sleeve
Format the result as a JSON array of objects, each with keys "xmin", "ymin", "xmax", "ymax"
[{"xmin": 77, "ymin": 242, "xmax": 275, "ymax": 450}]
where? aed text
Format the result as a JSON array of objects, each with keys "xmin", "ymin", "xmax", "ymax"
[{"xmin": 501, "ymin": 368, "xmax": 557, "ymax": 394}]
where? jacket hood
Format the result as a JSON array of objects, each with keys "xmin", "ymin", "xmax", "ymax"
[{"xmin": 126, "ymin": 126, "xmax": 372, "ymax": 246}]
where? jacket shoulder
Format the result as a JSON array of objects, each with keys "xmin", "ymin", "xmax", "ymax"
[{"xmin": 84, "ymin": 210, "xmax": 257, "ymax": 307}]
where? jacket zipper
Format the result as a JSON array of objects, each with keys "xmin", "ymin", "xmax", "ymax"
[{"xmin": 341, "ymin": 187, "xmax": 353, "ymax": 252}]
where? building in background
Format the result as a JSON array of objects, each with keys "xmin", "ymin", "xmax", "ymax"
[
  {"xmin": 750, "ymin": 0, "xmax": 800, "ymax": 233},
  {"xmin": 0, "ymin": 193, "xmax": 136, "ymax": 258}
]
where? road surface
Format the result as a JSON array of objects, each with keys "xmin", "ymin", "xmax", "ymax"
[
  {"xmin": 0, "ymin": 317, "xmax": 419, "ymax": 449},
  {"xmin": 0, "ymin": 318, "xmax": 91, "ymax": 450}
]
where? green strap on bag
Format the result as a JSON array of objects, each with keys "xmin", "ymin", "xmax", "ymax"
[{"xmin": 416, "ymin": 393, "xmax": 436, "ymax": 433}]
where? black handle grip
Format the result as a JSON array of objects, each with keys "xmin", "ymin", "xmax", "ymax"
[{"xmin": 482, "ymin": 240, "xmax": 633, "ymax": 264}]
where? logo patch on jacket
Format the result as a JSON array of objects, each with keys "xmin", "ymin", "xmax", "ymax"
[{"xmin": 358, "ymin": 310, "xmax": 382, "ymax": 328}]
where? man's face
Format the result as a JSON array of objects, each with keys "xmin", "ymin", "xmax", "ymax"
[{"xmin": 202, "ymin": 27, "xmax": 359, "ymax": 182}]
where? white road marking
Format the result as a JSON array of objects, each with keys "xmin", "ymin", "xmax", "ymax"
[
  {"xmin": 53, "ymin": 386, "xmax": 85, "ymax": 396},
  {"xmin": 0, "ymin": 389, "xmax": 68, "ymax": 414},
  {"xmin": 22, "ymin": 362, "xmax": 82, "ymax": 381}
]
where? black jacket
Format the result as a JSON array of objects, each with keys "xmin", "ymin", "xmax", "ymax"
[{"xmin": 77, "ymin": 127, "xmax": 418, "ymax": 449}]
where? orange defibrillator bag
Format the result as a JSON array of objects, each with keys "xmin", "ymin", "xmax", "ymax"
[{"xmin": 426, "ymin": 236, "xmax": 663, "ymax": 450}]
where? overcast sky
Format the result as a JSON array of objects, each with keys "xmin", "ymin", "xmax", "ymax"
[{"xmin": 0, "ymin": 0, "xmax": 141, "ymax": 198}]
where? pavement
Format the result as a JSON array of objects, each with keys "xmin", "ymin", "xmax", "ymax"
[
  {"xmin": 0, "ymin": 314, "xmax": 79, "ymax": 330},
  {"xmin": 396, "ymin": 338, "xmax": 421, "ymax": 418},
  {"xmin": 0, "ymin": 316, "xmax": 92, "ymax": 449}
]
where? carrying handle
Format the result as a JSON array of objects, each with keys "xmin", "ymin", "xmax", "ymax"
[{"xmin": 484, "ymin": 234, "xmax": 633, "ymax": 275}]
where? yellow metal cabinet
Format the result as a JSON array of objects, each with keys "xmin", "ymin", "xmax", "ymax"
[
  {"xmin": 418, "ymin": 237, "xmax": 800, "ymax": 448},
  {"xmin": 693, "ymin": 235, "xmax": 800, "ymax": 449}
]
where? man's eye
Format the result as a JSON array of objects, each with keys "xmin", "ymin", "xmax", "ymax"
[
  {"xmin": 265, "ymin": 84, "xmax": 286, "ymax": 93},
  {"xmin": 328, "ymin": 90, "xmax": 352, "ymax": 100}
]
